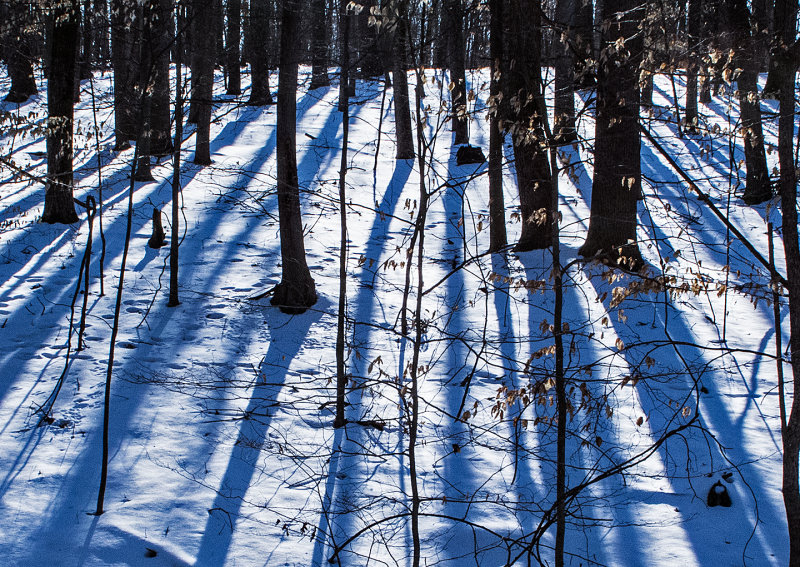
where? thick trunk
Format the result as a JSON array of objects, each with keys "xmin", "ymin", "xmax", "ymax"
[
  {"xmin": 247, "ymin": 0, "xmax": 274, "ymax": 105},
  {"xmin": 684, "ymin": 0, "xmax": 702, "ymax": 133},
  {"xmin": 507, "ymin": 0, "xmax": 552, "ymax": 251},
  {"xmin": 553, "ymin": 0, "xmax": 578, "ymax": 142},
  {"xmin": 309, "ymin": 0, "xmax": 329, "ymax": 88},
  {"xmin": 192, "ymin": 0, "xmax": 214, "ymax": 165},
  {"xmin": 727, "ymin": 0, "xmax": 771, "ymax": 204},
  {"xmin": 578, "ymin": 0, "xmax": 643, "ymax": 268},
  {"xmin": 150, "ymin": 0, "xmax": 173, "ymax": 157},
  {"xmin": 272, "ymin": 0, "xmax": 317, "ymax": 314},
  {"xmin": 43, "ymin": 0, "xmax": 80, "ymax": 224},
  {"xmin": 3, "ymin": 0, "xmax": 39, "ymax": 103},
  {"xmin": 225, "ymin": 0, "xmax": 242, "ymax": 95},
  {"xmin": 445, "ymin": 0, "xmax": 468, "ymax": 145},
  {"xmin": 392, "ymin": 3, "xmax": 414, "ymax": 160},
  {"xmin": 112, "ymin": 0, "xmax": 136, "ymax": 149}
]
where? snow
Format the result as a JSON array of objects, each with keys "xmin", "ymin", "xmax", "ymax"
[{"xmin": 0, "ymin": 64, "xmax": 792, "ymax": 566}]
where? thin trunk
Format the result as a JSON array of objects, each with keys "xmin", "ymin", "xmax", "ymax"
[
  {"xmin": 309, "ymin": 0, "xmax": 329, "ymax": 88},
  {"xmin": 487, "ymin": 0, "xmax": 506, "ymax": 252},
  {"xmin": 684, "ymin": 0, "xmax": 701, "ymax": 133},
  {"xmin": 168, "ymin": 4, "xmax": 185, "ymax": 308},
  {"xmin": 225, "ymin": 0, "xmax": 242, "ymax": 95}
]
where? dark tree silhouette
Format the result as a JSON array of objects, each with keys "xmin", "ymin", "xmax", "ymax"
[
  {"xmin": 444, "ymin": 0, "xmax": 468, "ymax": 145},
  {"xmin": 225, "ymin": 0, "xmax": 242, "ymax": 95},
  {"xmin": 578, "ymin": 0, "xmax": 644, "ymax": 268},
  {"xmin": 487, "ymin": 0, "xmax": 506, "ymax": 252},
  {"xmin": 43, "ymin": 0, "xmax": 80, "ymax": 224},
  {"xmin": 391, "ymin": 0, "xmax": 414, "ymax": 160},
  {"xmin": 111, "ymin": 0, "xmax": 136, "ymax": 150},
  {"xmin": 309, "ymin": 0, "xmax": 330, "ymax": 89},
  {"xmin": 2, "ymin": 0, "xmax": 39, "ymax": 103},
  {"xmin": 506, "ymin": 0, "xmax": 553, "ymax": 252},
  {"xmin": 248, "ymin": 0, "xmax": 275, "ymax": 105},
  {"xmin": 271, "ymin": 0, "xmax": 317, "ymax": 314},
  {"xmin": 192, "ymin": 0, "xmax": 214, "ymax": 165}
]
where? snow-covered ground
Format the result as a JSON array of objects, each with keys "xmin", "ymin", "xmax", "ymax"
[{"xmin": 0, "ymin": 64, "xmax": 792, "ymax": 566}]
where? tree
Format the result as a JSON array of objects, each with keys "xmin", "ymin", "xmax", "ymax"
[
  {"xmin": 578, "ymin": 0, "xmax": 644, "ymax": 268},
  {"xmin": 192, "ymin": 0, "xmax": 214, "ymax": 165},
  {"xmin": 2, "ymin": 0, "xmax": 39, "ymax": 103},
  {"xmin": 506, "ymin": 0, "xmax": 553, "ymax": 252},
  {"xmin": 487, "ymin": 0, "xmax": 506, "ymax": 252},
  {"xmin": 309, "ymin": 0, "xmax": 330, "ymax": 89},
  {"xmin": 248, "ymin": 0, "xmax": 275, "ymax": 105},
  {"xmin": 725, "ymin": 0, "xmax": 771, "ymax": 205},
  {"xmin": 111, "ymin": 0, "xmax": 136, "ymax": 150},
  {"xmin": 43, "ymin": 0, "xmax": 80, "ymax": 224},
  {"xmin": 149, "ymin": 0, "xmax": 174, "ymax": 157},
  {"xmin": 271, "ymin": 0, "xmax": 317, "ymax": 314},
  {"xmin": 553, "ymin": 0, "xmax": 592, "ymax": 143},
  {"xmin": 684, "ymin": 0, "xmax": 702, "ymax": 133},
  {"xmin": 444, "ymin": 0, "xmax": 468, "ymax": 145},
  {"xmin": 225, "ymin": 0, "xmax": 242, "ymax": 95},
  {"xmin": 391, "ymin": 0, "xmax": 414, "ymax": 160}
]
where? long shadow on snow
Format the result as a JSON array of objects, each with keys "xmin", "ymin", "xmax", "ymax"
[
  {"xmin": 6, "ymin": 91, "xmax": 335, "ymax": 559},
  {"xmin": 311, "ymin": 159, "xmax": 412, "ymax": 566},
  {"xmin": 194, "ymin": 302, "xmax": 327, "ymax": 566}
]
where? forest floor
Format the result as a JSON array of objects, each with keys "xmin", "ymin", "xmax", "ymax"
[{"xmin": 0, "ymin": 65, "xmax": 792, "ymax": 566}]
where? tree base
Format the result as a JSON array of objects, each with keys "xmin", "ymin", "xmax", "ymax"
[
  {"xmin": 270, "ymin": 279, "xmax": 317, "ymax": 315},
  {"xmin": 743, "ymin": 183, "xmax": 773, "ymax": 205},
  {"xmin": 513, "ymin": 232, "xmax": 552, "ymax": 252},
  {"xmin": 4, "ymin": 91, "xmax": 34, "ymax": 103}
]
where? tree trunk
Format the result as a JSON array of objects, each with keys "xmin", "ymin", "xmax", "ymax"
[
  {"xmin": 309, "ymin": 0, "xmax": 330, "ymax": 88},
  {"xmin": 553, "ymin": 0, "xmax": 580, "ymax": 143},
  {"xmin": 578, "ymin": 0, "xmax": 644, "ymax": 268},
  {"xmin": 487, "ymin": 0, "xmax": 506, "ymax": 252},
  {"xmin": 111, "ymin": 0, "xmax": 136, "ymax": 150},
  {"xmin": 193, "ymin": 0, "xmax": 214, "ymax": 165},
  {"xmin": 727, "ymin": 0, "xmax": 771, "ymax": 204},
  {"xmin": 271, "ymin": 0, "xmax": 317, "ymax": 314},
  {"xmin": 684, "ymin": 0, "xmax": 702, "ymax": 133},
  {"xmin": 772, "ymin": 1, "xmax": 800, "ymax": 564},
  {"xmin": 444, "ymin": 0, "xmax": 468, "ymax": 145},
  {"xmin": 43, "ymin": 0, "xmax": 80, "ymax": 224},
  {"xmin": 148, "ymin": 0, "xmax": 173, "ymax": 157},
  {"xmin": 248, "ymin": 0, "xmax": 274, "ymax": 105},
  {"xmin": 507, "ymin": 0, "xmax": 553, "ymax": 251},
  {"xmin": 392, "ymin": 1, "xmax": 415, "ymax": 160},
  {"xmin": 225, "ymin": 0, "xmax": 242, "ymax": 95},
  {"xmin": 133, "ymin": 2, "xmax": 154, "ymax": 182},
  {"xmin": 2, "ymin": 0, "xmax": 39, "ymax": 103}
]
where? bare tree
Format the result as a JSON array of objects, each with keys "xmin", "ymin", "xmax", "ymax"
[
  {"xmin": 43, "ymin": 0, "xmax": 80, "ymax": 224},
  {"xmin": 271, "ymin": 0, "xmax": 317, "ymax": 314}
]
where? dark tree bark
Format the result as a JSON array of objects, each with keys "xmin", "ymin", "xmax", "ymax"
[
  {"xmin": 506, "ymin": 0, "xmax": 552, "ymax": 252},
  {"xmin": 444, "ymin": 0, "xmax": 468, "ymax": 145},
  {"xmin": 338, "ymin": 0, "xmax": 351, "ymax": 110},
  {"xmin": 726, "ymin": 0, "xmax": 771, "ymax": 204},
  {"xmin": 112, "ymin": 0, "xmax": 137, "ymax": 150},
  {"xmin": 225, "ymin": 0, "xmax": 242, "ymax": 95},
  {"xmin": 2, "ymin": 0, "xmax": 39, "ymax": 103},
  {"xmin": 149, "ymin": 0, "xmax": 173, "ymax": 157},
  {"xmin": 487, "ymin": 0, "xmax": 506, "ymax": 252},
  {"xmin": 771, "ymin": 2, "xmax": 800, "ymax": 564},
  {"xmin": 247, "ymin": 0, "xmax": 274, "ymax": 105},
  {"xmin": 357, "ymin": 0, "xmax": 383, "ymax": 77},
  {"xmin": 309, "ymin": 0, "xmax": 330, "ymax": 88},
  {"xmin": 684, "ymin": 0, "xmax": 702, "ymax": 133},
  {"xmin": 392, "ymin": 1, "xmax": 415, "ymax": 160},
  {"xmin": 43, "ymin": 0, "xmax": 80, "ymax": 224},
  {"xmin": 133, "ymin": 3, "xmax": 154, "ymax": 181},
  {"xmin": 192, "ymin": 0, "xmax": 214, "ymax": 165},
  {"xmin": 578, "ymin": 0, "xmax": 644, "ymax": 268},
  {"xmin": 271, "ymin": 0, "xmax": 317, "ymax": 314},
  {"xmin": 553, "ymin": 0, "xmax": 590, "ymax": 143}
]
